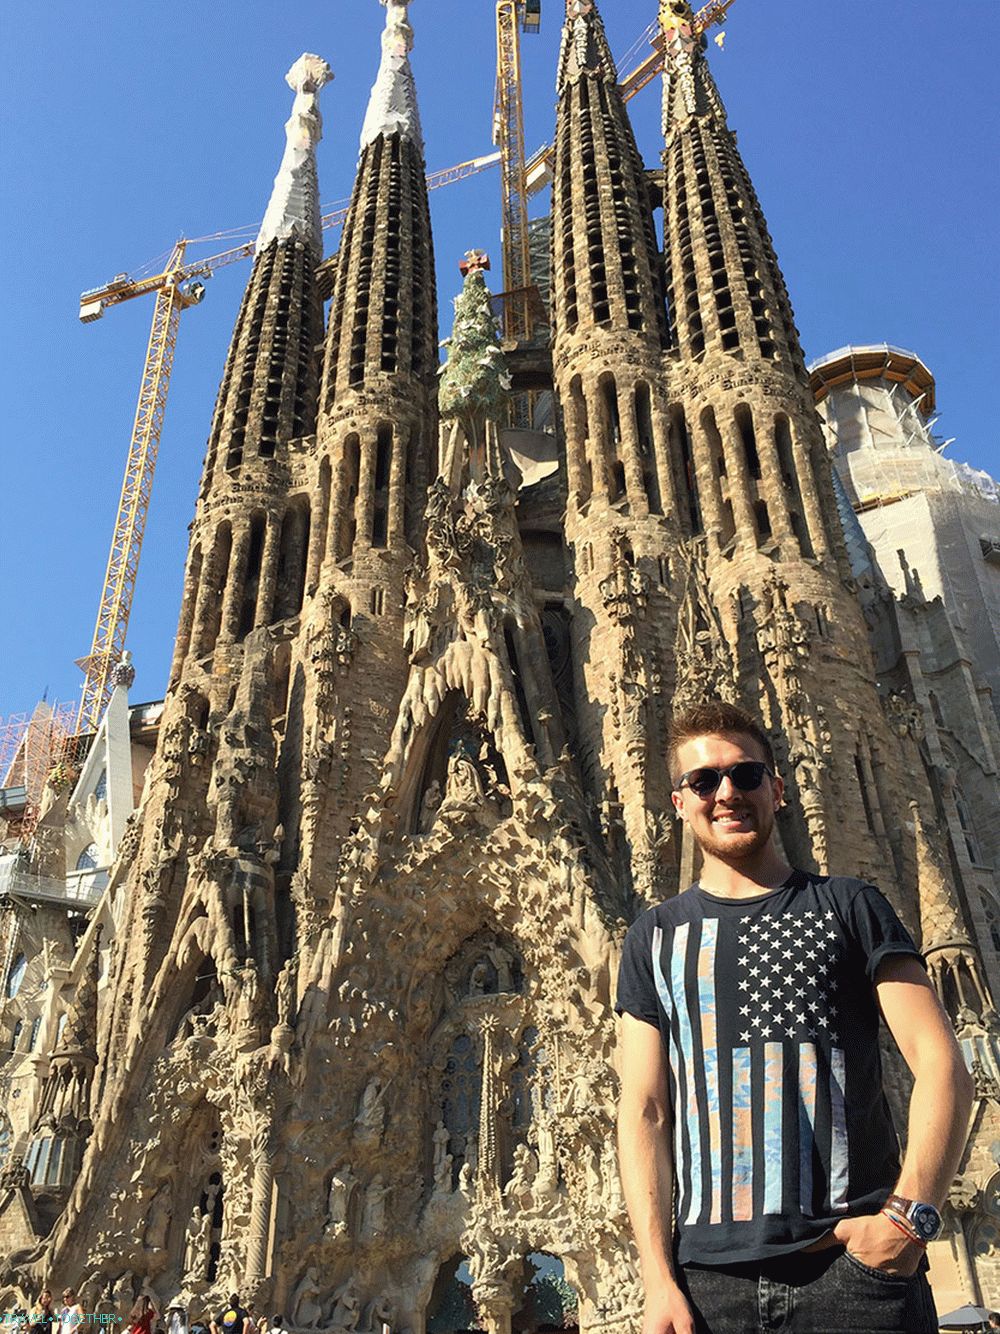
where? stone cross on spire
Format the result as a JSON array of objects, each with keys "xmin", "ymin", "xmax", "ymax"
[
  {"xmin": 256, "ymin": 53, "xmax": 333, "ymax": 254},
  {"xmin": 359, "ymin": 0, "xmax": 424, "ymax": 157}
]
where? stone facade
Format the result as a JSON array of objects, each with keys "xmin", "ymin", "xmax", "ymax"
[{"xmin": 0, "ymin": 0, "xmax": 997, "ymax": 1325}]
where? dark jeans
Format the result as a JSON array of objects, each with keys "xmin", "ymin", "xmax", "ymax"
[{"xmin": 679, "ymin": 1246, "xmax": 937, "ymax": 1333}]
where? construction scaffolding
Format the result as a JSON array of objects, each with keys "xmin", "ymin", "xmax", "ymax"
[{"xmin": 0, "ymin": 702, "xmax": 84, "ymax": 843}]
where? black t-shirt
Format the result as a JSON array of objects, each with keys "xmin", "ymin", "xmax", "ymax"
[
  {"xmin": 215, "ymin": 1310, "xmax": 247, "ymax": 1334},
  {"xmin": 615, "ymin": 870, "xmax": 922, "ymax": 1265}
]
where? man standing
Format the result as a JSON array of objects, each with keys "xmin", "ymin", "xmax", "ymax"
[
  {"xmin": 616, "ymin": 700, "xmax": 973, "ymax": 1334},
  {"xmin": 209, "ymin": 1298, "xmax": 248, "ymax": 1334}
]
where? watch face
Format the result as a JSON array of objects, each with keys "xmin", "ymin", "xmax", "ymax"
[{"xmin": 912, "ymin": 1203, "xmax": 942, "ymax": 1240}]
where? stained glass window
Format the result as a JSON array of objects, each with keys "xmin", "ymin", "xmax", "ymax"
[
  {"xmin": 6, "ymin": 954, "xmax": 26, "ymax": 999},
  {"xmin": 76, "ymin": 843, "xmax": 100, "ymax": 871},
  {"xmin": 441, "ymin": 1031, "xmax": 480, "ymax": 1187}
]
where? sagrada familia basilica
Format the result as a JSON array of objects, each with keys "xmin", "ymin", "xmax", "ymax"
[{"xmin": 1, "ymin": 0, "xmax": 999, "ymax": 1328}]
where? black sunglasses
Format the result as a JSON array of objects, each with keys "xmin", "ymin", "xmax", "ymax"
[{"xmin": 674, "ymin": 761, "xmax": 774, "ymax": 798}]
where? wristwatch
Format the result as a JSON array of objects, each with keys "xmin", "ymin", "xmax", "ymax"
[{"xmin": 882, "ymin": 1194, "xmax": 943, "ymax": 1244}]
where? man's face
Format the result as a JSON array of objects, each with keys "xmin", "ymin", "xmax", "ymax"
[{"xmin": 670, "ymin": 732, "xmax": 783, "ymax": 862}]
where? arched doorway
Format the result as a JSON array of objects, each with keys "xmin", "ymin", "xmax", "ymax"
[
  {"xmin": 426, "ymin": 1257, "xmax": 481, "ymax": 1333},
  {"xmin": 515, "ymin": 1255, "xmax": 578, "ymax": 1333}
]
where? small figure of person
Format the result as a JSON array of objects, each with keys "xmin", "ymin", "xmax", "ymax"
[
  {"xmin": 57, "ymin": 1290, "xmax": 84, "ymax": 1334},
  {"xmin": 127, "ymin": 1298, "xmax": 157, "ymax": 1334},
  {"xmin": 28, "ymin": 1289, "xmax": 54, "ymax": 1334},
  {"xmin": 209, "ymin": 1297, "xmax": 248, "ymax": 1334},
  {"xmin": 244, "ymin": 1306, "xmax": 258, "ymax": 1334}
]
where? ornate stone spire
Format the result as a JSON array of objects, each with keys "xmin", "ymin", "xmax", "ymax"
[
  {"xmin": 911, "ymin": 801, "xmax": 972, "ymax": 955},
  {"xmin": 55, "ymin": 928, "xmax": 102, "ymax": 1061},
  {"xmin": 256, "ymin": 53, "xmax": 333, "ymax": 254},
  {"xmin": 359, "ymin": 0, "xmax": 424, "ymax": 156},
  {"xmin": 659, "ymin": 0, "xmax": 727, "ymax": 130},
  {"xmin": 556, "ymin": 0, "xmax": 619, "ymax": 90}
]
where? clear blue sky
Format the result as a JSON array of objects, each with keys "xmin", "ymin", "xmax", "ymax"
[{"xmin": 2, "ymin": 0, "xmax": 997, "ymax": 721}]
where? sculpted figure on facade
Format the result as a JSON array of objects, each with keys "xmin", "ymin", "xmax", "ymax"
[
  {"xmin": 3, "ymin": 1, "xmax": 995, "ymax": 1324},
  {"xmin": 324, "ymin": 1163, "xmax": 357, "ymax": 1236}
]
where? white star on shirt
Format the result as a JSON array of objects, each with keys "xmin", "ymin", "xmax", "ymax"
[{"xmin": 741, "ymin": 1032, "xmax": 751, "ymax": 1042}]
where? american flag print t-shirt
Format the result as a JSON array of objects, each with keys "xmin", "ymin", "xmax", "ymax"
[{"xmin": 616, "ymin": 871, "xmax": 922, "ymax": 1265}]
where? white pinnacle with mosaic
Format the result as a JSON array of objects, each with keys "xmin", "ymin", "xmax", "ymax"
[
  {"xmin": 256, "ymin": 53, "xmax": 333, "ymax": 254},
  {"xmin": 359, "ymin": 0, "xmax": 424, "ymax": 156}
]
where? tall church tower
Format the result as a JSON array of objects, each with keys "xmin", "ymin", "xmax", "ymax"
[
  {"xmin": 550, "ymin": 0, "xmax": 679, "ymax": 898},
  {"xmin": 312, "ymin": 0, "xmax": 439, "ymax": 849},
  {"xmin": 647, "ymin": 0, "xmax": 932, "ymax": 896},
  {"xmin": 41, "ymin": 51, "xmax": 336, "ymax": 1292},
  {"xmin": 5, "ymin": 2, "xmax": 995, "ymax": 1326}
]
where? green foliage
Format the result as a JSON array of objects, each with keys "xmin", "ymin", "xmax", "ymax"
[
  {"xmin": 531, "ymin": 1274, "xmax": 579, "ymax": 1328},
  {"xmin": 426, "ymin": 1277, "xmax": 482, "ymax": 1334},
  {"xmin": 438, "ymin": 268, "xmax": 511, "ymax": 422}
]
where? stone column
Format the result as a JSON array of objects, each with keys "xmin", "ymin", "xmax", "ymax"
[
  {"xmin": 388, "ymin": 420, "xmax": 408, "ymax": 547},
  {"xmin": 787, "ymin": 417, "xmax": 830, "ymax": 561},
  {"xmin": 690, "ymin": 418, "xmax": 725, "ymax": 553},
  {"xmin": 584, "ymin": 384, "xmax": 610, "ymax": 502},
  {"xmin": 191, "ymin": 525, "xmax": 229, "ymax": 656},
  {"xmin": 355, "ymin": 429, "xmax": 377, "ymax": 551},
  {"xmin": 471, "ymin": 1288, "xmax": 514, "ymax": 1334},
  {"xmin": 561, "ymin": 384, "xmax": 587, "ymax": 500},
  {"xmin": 650, "ymin": 399, "xmax": 680, "ymax": 524},
  {"xmin": 326, "ymin": 445, "xmax": 352, "ymax": 568},
  {"xmin": 721, "ymin": 418, "xmax": 758, "ymax": 548},
  {"xmin": 277, "ymin": 506, "xmax": 308, "ymax": 620},
  {"xmin": 476, "ymin": 1016, "xmax": 501, "ymax": 1197},
  {"xmin": 751, "ymin": 406, "xmax": 793, "ymax": 545},
  {"xmin": 305, "ymin": 461, "xmax": 330, "ymax": 593},
  {"xmin": 242, "ymin": 1079, "xmax": 290, "ymax": 1290},
  {"xmin": 618, "ymin": 386, "xmax": 650, "ymax": 518},
  {"xmin": 171, "ymin": 545, "xmax": 204, "ymax": 680},
  {"xmin": 222, "ymin": 523, "xmax": 252, "ymax": 641},
  {"xmin": 254, "ymin": 515, "xmax": 283, "ymax": 629}
]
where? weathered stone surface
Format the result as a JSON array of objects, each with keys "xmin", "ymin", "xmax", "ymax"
[{"xmin": 1, "ymin": 0, "xmax": 997, "ymax": 1323}]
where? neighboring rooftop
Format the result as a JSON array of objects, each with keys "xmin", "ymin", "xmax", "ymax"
[{"xmin": 809, "ymin": 344, "xmax": 936, "ymax": 417}]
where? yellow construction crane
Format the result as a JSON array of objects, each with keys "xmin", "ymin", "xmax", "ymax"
[
  {"xmin": 73, "ymin": 157, "xmax": 500, "ymax": 734},
  {"xmin": 75, "ymin": 3, "xmax": 735, "ymax": 733},
  {"xmin": 493, "ymin": 0, "xmax": 541, "ymax": 343}
]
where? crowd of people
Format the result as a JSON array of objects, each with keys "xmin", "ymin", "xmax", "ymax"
[{"xmin": 6, "ymin": 1291, "xmax": 284, "ymax": 1334}]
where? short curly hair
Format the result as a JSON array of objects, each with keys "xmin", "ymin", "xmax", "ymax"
[{"xmin": 667, "ymin": 699, "xmax": 775, "ymax": 782}]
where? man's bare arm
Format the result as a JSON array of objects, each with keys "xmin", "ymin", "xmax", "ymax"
[
  {"xmin": 878, "ymin": 954, "xmax": 974, "ymax": 1203},
  {"xmin": 617, "ymin": 1012, "xmax": 694, "ymax": 1334},
  {"xmin": 834, "ymin": 954, "xmax": 974, "ymax": 1272}
]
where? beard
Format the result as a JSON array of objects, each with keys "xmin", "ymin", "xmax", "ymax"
[{"xmin": 694, "ymin": 802, "xmax": 775, "ymax": 864}]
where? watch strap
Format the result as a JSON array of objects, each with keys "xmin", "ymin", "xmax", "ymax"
[{"xmin": 881, "ymin": 1206, "xmax": 927, "ymax": 1247}]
